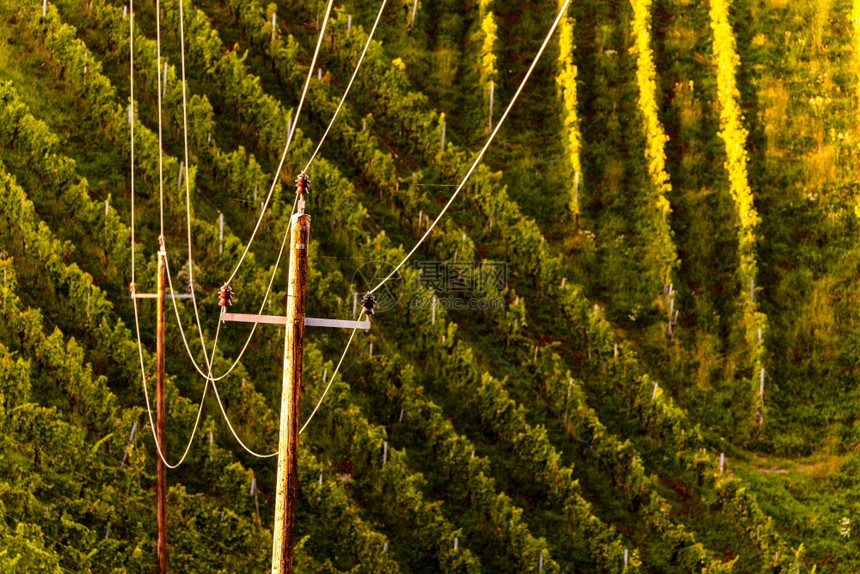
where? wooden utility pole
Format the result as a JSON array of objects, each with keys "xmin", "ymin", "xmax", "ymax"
[
  {"xmin": 156, "ymin": 247, "xmax": 168, "ymax": 574},
  {"xmin": 271, "ymin": 209, "xmax": 310, "ymax": 574},
  {"xmin": 129, "ymin": 249, "xmax": 193, "ymax": 574},
  {"xmin": 220, "ymin": 177, "xmax": 369, "ymax": 573}
]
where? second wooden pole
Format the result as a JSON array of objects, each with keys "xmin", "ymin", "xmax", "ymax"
[{"xmin": 156, "ymin": 249, "xmax": 168, "ymax": 574}]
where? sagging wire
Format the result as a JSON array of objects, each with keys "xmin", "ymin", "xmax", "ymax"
[
  {"xmin": 366, "ymin": 0, "xmax": 573, "ymax": 297},
  {"xmin": 302, "ymin": 0, "xmax": 389, "ymax": 172},
  {"xmin": 221, "ymin": 0, "xmax": 335, "ymax": 288}
]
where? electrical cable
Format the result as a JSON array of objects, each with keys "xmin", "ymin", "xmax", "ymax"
[
  {"xmin": 302, "ymin": 0, "xmax": 388, "ymax": 172},
  {"xmin": 128, "ymin": 1, "xmax": 207, "ymax": 469},
  {"xmin": 162, "ymin": 0, "xmax": 339, "ymax": 382},
  {"xmin": 160, "ymin": 0, "xmax": 291, "ymax": 383},
  {"xmin": 199, "ymin": 0, "xmax": 383, "ymax": 377},
  {"xmin": 165, "ymin": 0, "xmax": 211, "ymax": 381},
  {"xmin": 207, "ymin": 308, "xmax": 359, "ymax": 455},
  {"xmin": 131, "ymin": 0, "xmax": 375, "ymax": 458},
  {"xmin": 132, "ymin": 282, "xmax": 209, "ymax": 469},
  {"xmin": 161, "ymin": 194, "xmax": 296, "ymax": 382},
  {"xmin": 130, "ymin": 0, "xmax": 325, "ymax": 461},
  {"xmin": 367, "ymin": 0, "xmax": 572, "ymax": 296},
  {"xmin": 222, "ymin": 0, "xmax": 335, "ymax": 287},
  {"xmin": 195, "ymin": 307, "xmax": 277, "ymax": 458},
  {"xmin": 155, "ymin": 0, "xmax": 165, "ymax": 237},
  {"xmin": 159, "ymin": 0, "xmax": 376, "ymax": 385}
]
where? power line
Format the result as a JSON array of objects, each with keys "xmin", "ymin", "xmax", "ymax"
[
  {"xmin": 155, "ymin": 0, "xmax": 165, "ymax": 238},
  {"xmin": 367, "ymin": 0, "xmax": 572, "ymax": 296},
  {"xmin": 161, "ymin": 0, "xmax": 348, "ymax": 383},
  {"xmin": 170, "ymin": 0, "xmax": 211, "ymax": 386},
  {"xmin": 302, "ymin": 0, "xmax": 389, "ymax": 172},
  {"xmin": 152, "ymin": 0, "xmax": 297, "ymax": 383},
  {"xmin": 142, "ymin": 215, "xmax": 354, "ymax": 461},
  {"xmin": 198, "ymin": 307, "xmax": 277, "ymax": 458},
  {"xmin": 161, "ymin": 0, "xmax": 374, "ymax": 393},
  {"xmin": 129, "ymin": 0, "xmax": 358, "ymax": 464},
  {"xmin": 222, "ymin": 0, "xmax": 335, "ymax": 288},
  {"xmin": 209, "ymin": 306, "xmax": 361, "ymax": 456},
  {"xmin": 133, "ymin": 288, "xmax": 204, "ymax": 469},
  {"xmin": 161, "ymin": 196, "xmax": 295, "ymax": 382},
  {"xmin": 129, "ymin": 0, "xmax": 207, "ymax": 470},
  {"xmin": 129, "ymin": 0, "xmax": 135, "ymax": 287}
]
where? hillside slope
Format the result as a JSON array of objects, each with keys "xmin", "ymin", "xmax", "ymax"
[{"xmin": 0, "ymin": 0, "xmax": 857, "ymax": 572}]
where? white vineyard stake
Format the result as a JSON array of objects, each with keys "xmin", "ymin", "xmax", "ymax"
[
  {"xmin": 488, "ymin": 81, "xmax": 494, "ymax": 131},
  {"xmin": 219, "ymin": 212, "xmax": 224, "ymax": 253},
  {"xmin": 410, "ymin": 0, "xmax": 418, "ymax": 28},
  {"xmin": 121, "ymin": 421, "xmax": 138, "ymax": 466}
]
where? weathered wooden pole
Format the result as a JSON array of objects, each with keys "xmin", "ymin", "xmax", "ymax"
[
  {"xmin": 156, "ymin": 248, "xmax": 168, "ymax": 574},
  {"xmin": 271, "ymin": 206, "xmax": 310, "ymax": 573}
]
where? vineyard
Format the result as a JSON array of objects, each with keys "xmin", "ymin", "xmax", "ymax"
[{"xmin": 0, "ymin": 0, "xmax": 858, "ymax": 571}]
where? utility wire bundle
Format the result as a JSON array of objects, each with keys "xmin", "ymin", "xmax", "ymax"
[{"xmin": 129, "ymin": 0, "xmax": 573, "ymax": 466}]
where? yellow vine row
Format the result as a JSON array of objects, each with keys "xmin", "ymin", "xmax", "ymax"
[
  {"xmin": 709, "ymin": 0, "xmax": 768, "ymax": 420},
  {"xmin": 479, "ymin": 0, "xmax": 498, "ymax": 132},
  {"xmin": 555, "ymin": 0, "xmax": 583, "ymax": 219},
  {"xmin": 630, "ymin": 0, "xmax": 678, "ymax": 289},
  {"xmin": 854, "ymin": 0, "xmax": 860, "ymax": 218}
]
